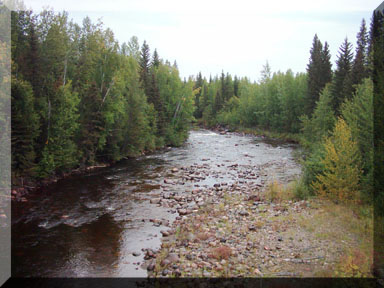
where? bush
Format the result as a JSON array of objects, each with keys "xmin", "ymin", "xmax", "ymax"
[
  {"xmin": 291, "ymin": 177, "xmax": 310, "ymax": 200},
  {"xmin": 302, "ymin": 143, "xmax": 326, "ymax": 195}
]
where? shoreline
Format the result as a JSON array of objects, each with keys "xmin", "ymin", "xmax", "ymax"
[{"xmin": 10, "ymin": 144, "xmax": 176, "ymax": 202}]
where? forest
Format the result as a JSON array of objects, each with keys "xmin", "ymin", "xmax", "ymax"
[
  {"xmin": 11, "ymin": 10, "xmax": 196, "ymax": 182},
  {"xmin": 191, "ymin": 20, "xmax": 374, "ymax": 206},
  {"xmin": 6, "ymin": 4, "xmax": 384, "ymax": 280},
  {"xmin": 11, "ymin": 8, "xmax": 381, "ymax": 209}
]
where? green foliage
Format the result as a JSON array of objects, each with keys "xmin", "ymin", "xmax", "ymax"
[
  {"xmin": 351, "ymin": 19, "xmax": 369, "ymax": 89},
  {"xmin": 341, "ymin": 78, "xmax": 373, "ymax": 200},
  {"xmin": 306, "ymin": 34, "xmax": 333, "ymax": 115},
  {"xmin": 372, "ymin": 8, "xmax": 384, "ymax": 217},
  {"xmin": 302, "ymin": 143, "xmax": 326, "ymax": 195},
  {"xmin": 11, "ymin": 10, "xmax": 194, "ymax": 182},
  {"xmin": 300, "ymin": 84, "xmax": 336, "ymax": 143},
  {"xmin": 204, "ymin": 70, "xmax": 306, "ymax": 133},
  {"xmin": 291, "ymin": 177, "xmax": 310, "ymax": 200},
  {"xmin": 42, "ymin": 82, "xmax": 80, "ymax": 174},
  {"xmin": 332, "ymin": 38, "xmax": 354, "ymax": 114},
  {"xmin": 311, "ymin": 118, "xmax": 362, "ymax": 203},
  {"xmin": 11, "ymin": 77, "xmax": 39, "ymax": 177}
]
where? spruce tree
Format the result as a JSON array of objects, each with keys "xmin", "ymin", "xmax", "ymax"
[
  {"xmin": 139, "ymin": 40, "xmax": 151, "ymax": 96},
  {"xmin": 11, "ymin": 78, "xmax": 40, "ymax": 178},
  {"xmin": 223, "ymin": 73, "xmax": 234, "ymax": 102},
  {"xmin": 149, "ymin": 73, "xmax": 165, "ymax": 137},
  {"xmin": 233, "ymin": 75, "xmax": 239, "ymax": 97},
  {"xmin": 332, "ymin": 38, "xmax": 354, "ymax": 114},
  {"xmin": 341, "ymin": 79, "xmax": 373, "ymax": 199},
  {"xmin": 260, "ymin": 61, "xmax": 271, "ymax": 83},
  {"xmin": 351, "ymin": 19, "xmax": 369, "ymax": 90},
  {"xmin": 372, "ymin": 7, "xmax": 384, "ymax": 217},
  {"xmin": 321, "ymin": 41, "xmax": 333, "ymax": 89},
  {"xmin": 193, "ymin": 72, "xmax": 203, "ymax": 119},
  {"xmin": 306, "ymin": 34, "xmax": 332, "ymax": 115},
  {"xmin": 152, "ymin": 49, "xmax": 160, "ymax": 68}
]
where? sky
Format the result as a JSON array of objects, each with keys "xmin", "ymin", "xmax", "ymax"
[{"xmin": 18, "ymin": 0, "xmax": 380, "ymax": 82}]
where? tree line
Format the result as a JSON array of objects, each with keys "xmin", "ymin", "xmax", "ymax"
[
  {"xmin": 11, "ymin": 8, "xmax": 383, "ymax": 211},
  {"xmin": 11, "ymin": 10, "xmax": 195, "ymax": 183},
  {"xmin": 191, "ymin": 17, "xmax": 375, "ymax": 205}
]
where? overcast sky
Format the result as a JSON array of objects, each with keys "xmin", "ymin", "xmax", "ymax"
[{"xmin": 21, "ymin": 0, "xmax": 379, "ymax": 82}]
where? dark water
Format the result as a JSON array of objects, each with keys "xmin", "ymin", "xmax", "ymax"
[{"xmin": 12, "ymin": 129, "xmax": 300, "ymax": 277}]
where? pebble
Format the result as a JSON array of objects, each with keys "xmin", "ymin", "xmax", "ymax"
[
  {"xmin": 148, "ymin": 148, "xmax": 310, "ymax": 278},
  {"xmin": 150, "ymin": 198, "xmax": 161, "ymax": 204},
  {"xmin": 162, "ymin": 269, "xmax": 169, "ymax": 276}
]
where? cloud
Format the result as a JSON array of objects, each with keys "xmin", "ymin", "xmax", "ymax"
[{"xmin": 23, "ymin": 0, "xmax": 378, "ymax": 81}]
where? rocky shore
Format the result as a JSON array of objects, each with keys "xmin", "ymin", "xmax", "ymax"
[{"xmin": 140, "ymin": 151, "xmax": 372, "ymax": 277}]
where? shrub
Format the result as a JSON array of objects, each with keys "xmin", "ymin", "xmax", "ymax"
[{"xmin": 291, "ymin": 177, "xmax": 310, "ymax": 200}]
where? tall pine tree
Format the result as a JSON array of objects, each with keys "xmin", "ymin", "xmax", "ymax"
[
  {"xmin": 139, "ymin": 40, "xmax": 151, "ymax": 97},
  {"xmin": 351, "ymin": 19, "xmax": 369, "ymax": 90},
  {"xmin": 306, "ymin": 34, "xmax": 332, "ymax": 115},
  {"xmin": 332, "ymin": 38, "xmax": 354, "ymax": 114}
]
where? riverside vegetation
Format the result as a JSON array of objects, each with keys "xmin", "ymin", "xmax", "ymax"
[{"xmin": 10, "ymin": 7, "xmax": 384, "ymax": 278}]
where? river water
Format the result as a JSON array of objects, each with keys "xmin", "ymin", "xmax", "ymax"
[{"xmin": 12, "ymin": 129, "xmax": 300, "ymax": 277}]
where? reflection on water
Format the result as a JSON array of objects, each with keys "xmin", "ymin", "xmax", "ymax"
[{"xmin": 12, "ymin": 129, "xmax": 300, "ymax": 277}]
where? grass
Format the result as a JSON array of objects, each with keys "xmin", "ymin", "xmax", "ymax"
[
  {"xmin": 295, "ymin": 199, "xmax": 373, "ymax": 277},
  {"xmin": 264, "ymin": 177, "xmax": 312, "ymax": 202},
  {"xmin": 153, "ymin": 171, "xmax": 373, "ymax": 278},
  {"xmin": 264, "ymin": 179, "xmax": 295, "ymax": 203}
]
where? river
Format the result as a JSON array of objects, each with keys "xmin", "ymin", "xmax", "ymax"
[{"xmin": 12, "ymin": 129, "xmax": 301, "ymax": 277}]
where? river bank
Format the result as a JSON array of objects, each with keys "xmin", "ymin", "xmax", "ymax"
[
  {"xmin": 12, "ymin": 129, "xmax": 372, "ymax": 278},
  {"xmin": 10, "ymin": 143, "xmax": 178, "ymax": 203},
  {"xmin": 197, "ymin": 122, "xmax": 303, "ymax": 144},
  {"xmin": 143, "ymin": 129, "xmax": 373, "ymax": 278},
  {"xmin": 12, "ymin": 129, "xmax": 302, "ymax": 277}
]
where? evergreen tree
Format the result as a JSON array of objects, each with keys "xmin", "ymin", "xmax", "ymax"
[
  {"xmin": 233, "ymin": 75, "xmax": 239, "ymax": 97},
  {"xmin": 24, "ymin": 14, "xmax": 41, "ymax": 95},
  {"xmin": 306, "ymin": 35, "xmax": 332, "ymax": 115},
  {"xmin": 260, "ymin": 61, "xmax": 271, "ymax": 83},
  {"xmin": 213, "ymin": 89, "xmax": 222, "ymax": 115},
  {"xmin": 152, "ymin": 49, "xmax": 160, "ymax": 68},
  {"xmin": 312, "ymin": 118, "xmax": 361, "ymax": 203},
  {"xmin": 11, "ymin": 78, "xmax": 40, "ymax": 178},
  {"xmin": 341, "ymin": 79, "xmax": 373, "ymax": 199},
  {"xmin": 78, "ymin": 82, "xmax": 105, "ymax": 164},
  {"xmin": 321, "ymin": 41, "xmax": 333, "ymax": 88},
  {"xmin": 372, "ymin": 7, "xmax": 384, "ymax": 217},
  {"xmin": 332, "ymin": 38, "xmax": 354, "ymax": 114},
  {"xmin": 149, "ymin": 72, "xmax": 165, "ymax": 137},
  {"xmin": 223, "ymin": 73, "xmax": 234, "ymax": 102},
  {"xmin": 351, "ymin": 19, "xmax": 369, "ymax": 89},
  {"xmin": 193, "ymin": 72, "xmax": 203, "ymax": 119},
  {"xmin": 301, "ymin": 84, "xmax": 336, "ymax": 143},
  {"xmin": 139, "ymin": 40, "xmax": 151, "ymax": 96}
]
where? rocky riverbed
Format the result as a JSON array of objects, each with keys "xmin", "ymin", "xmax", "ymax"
[
  {"xmin": 141, "ymin": 131, "xmax": 372, "ymax": 278},
  {"xmin": 12, "ymin": 129, "xmax": 372, "ymax": 278}
]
